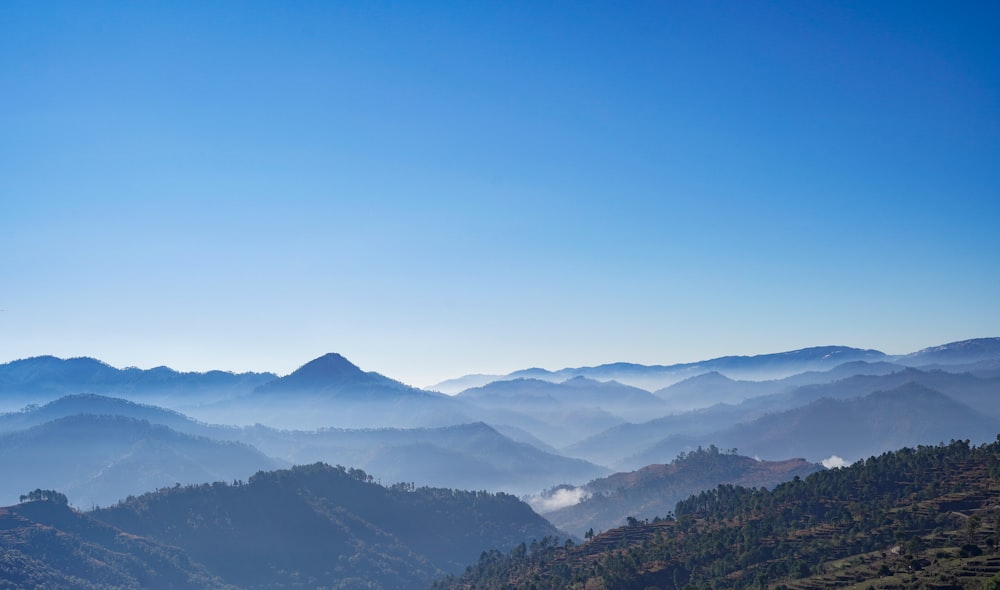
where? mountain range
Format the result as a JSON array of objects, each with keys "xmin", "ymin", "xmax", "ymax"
[
  {"xmin": 0, "ymin": 355, "xmax": 275, "ymax": 406},
  {"xmin": 6, "ymin": 337, "xmax": 998, "ymax": 405},
  {"xmin": 431, "ymin": 338, "xmax": 968, "ymax": 393},
  {"xmin": 623, "ymin": 381, "xmax": 999, "ymax": 469},
  {"xmin": 0, "ymin": 393, "xmax": 607, "ymax": 506},
  {"xmin": 1, "ymin": 337, "xmax": 998, "ymax": 514},
  {"xmin": 0, "ymin": 338, "xmax": 999, "ymax": 588},
  {"xmin": 3, "ymin": 462, "xmax": 562, "ymax": 590},
  {"xmin": 0, "ymin": 413, "xmax": 282, "ymax": 508}
]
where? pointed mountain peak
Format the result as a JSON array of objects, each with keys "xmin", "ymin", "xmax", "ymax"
[
  {"xmin": 265, "ymin": 353, "xmax": 376, "ymax": 391},
  {"xmin": 290, "ymin": 353, "xmax": 364, "ymax": 379},
  {"xmin": 253, "ymin": 353, "xmax": 431, "ymax": 399}
]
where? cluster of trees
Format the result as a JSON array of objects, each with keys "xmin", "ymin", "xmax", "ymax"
[
  {"xmin": 436, "ymin": 438, "xmax": 1000, "ymax": 590},
  {"xmin": 18, "ymin": 488, "xmax": 68, "ymax": 504}
]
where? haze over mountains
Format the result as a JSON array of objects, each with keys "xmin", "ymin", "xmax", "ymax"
[
  {"xmin": 0, "ymin": 394, "xmax": 607, "ymax": 505},
  {"xmin": 1, "ymin": 338, "xmax": 999, "ymax": 588},
  {"xmin": 0, "ymin": 339, "xmax": 996, "ymax": 509},
  {"xmin": 0, "ymin": 355, "xmax": 275, "ymax": 410},
  {"xmin": 431, "ymin": 345, "xmax": 891, "ymax": 393},
  {"xmin": 2, "ymin": 463, "xmax": 561, "ymax": 590}
]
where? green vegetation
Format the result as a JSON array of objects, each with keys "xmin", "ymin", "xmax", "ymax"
[
  {"xmin": 92, "ymin": 462, "xmax": 559, "ymax": 589},
  {"xmin": 547, "ymin": 444, "xmax": 821, "ymax": 536},
  {"xmin": 0, "ymin": 500, "xmax": 227, "ymax": 589},
  {"xmin": 435, "ymin": 437, "xmax": 1000, "ymax": 590},
  {"xmin": 18, "ymin": 488, "xmax": 68, "ymax": 505}
]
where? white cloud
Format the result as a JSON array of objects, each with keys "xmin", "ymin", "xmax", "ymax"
[
  {"xmin": 525, "ymin": 487, "xmax": 590, "ymax": 513},
  {"xmin": 822, "ymin": 455, "xmax": 848, "ymax": 469}
]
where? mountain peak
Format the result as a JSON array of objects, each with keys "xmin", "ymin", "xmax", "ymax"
[
  {"xmin": 252, "ymin": 353, "xmax": 432, "ymax": 401},
  {"xmin": 261, "ymin": 353, "xmax": 374, "ymax": 391},
  {"xmin": 289, "ymin": 353, "xmax": 363, "ymax": 379}
]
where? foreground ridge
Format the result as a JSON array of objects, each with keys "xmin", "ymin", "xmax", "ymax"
[
  {"xmin": 0, "ymin": 462, "xmax": 562, "ymax": 590},
  {"xmin": 435, "ymin": 437, "xmax": 1000, "ymax": 590},
  {"xmin": 92, "ymin": 462, "xmax": 559, "ymax": 589}
]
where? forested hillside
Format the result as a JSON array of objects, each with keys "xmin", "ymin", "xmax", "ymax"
[
  {"xmin": 543, "ymin": 445, "xmax": 821, "ymax": 537},
  {"xmin": 0, "ymin": 499, "xmax": 229, "ymax": 589},
  {"xmin": 92, "ymin": 462, "xmax": 559, "ymax": 589},
  {"xmin": 436, "ymin": 438, "xmax": 1000, "ymax": 590}
]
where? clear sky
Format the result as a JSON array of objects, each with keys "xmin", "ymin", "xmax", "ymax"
[{"xmin": 2, "ymin": 1, "xmax": 998, "ymax": 387}]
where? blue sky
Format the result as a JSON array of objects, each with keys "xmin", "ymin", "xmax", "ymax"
[{"xmin": 2, "ymin": 1, "xmax": 998, "ymax": 387}]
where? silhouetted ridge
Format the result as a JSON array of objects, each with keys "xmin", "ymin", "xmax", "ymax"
[
  {"xmin": 252, "ymin": 352, "xmax": 429, "ymax": 399},
  {"xmin": 286, "ymin": 352, "xmax": 366, "ymax": 382},
  {"xmin": 93, "ymin": 462, "xmax": 560, "ymax": 589},
  {"xmin": 0, "ymin": 355, "xmax": 276, "ymax": 397},
  {"xmin": 1, "ymin": 355, "xmax": 118, "ymax": 384}
]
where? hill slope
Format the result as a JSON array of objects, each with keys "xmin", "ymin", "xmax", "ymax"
[
  {"xmin": 94, "ymin": 462, "xmax": 561, "ymax": 589},
  {"xmin": 542, "ymin": 445, "xmax": 821, "ymax": 536},
  {"xmin": 0, "ymin": 500, "xmax": 228, "ymax": 589},
  {"xmin": 435, "ymin": 437, "xmax": 1000, "ymax": 590}
]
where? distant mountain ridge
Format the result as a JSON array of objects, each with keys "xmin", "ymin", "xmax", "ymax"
[
  {"xmin": 434, "ymin": 338, "xmax": 999, "ymax": 393},
  {"xmin": 0, "ymin": 413, "xmax": 282, "ymax": 507},
  {"xmin": 566, "ymin": 365, "xmax": 1000, "ymax": 470},
  {"xmin": 627, "ymin": 381, "xmax": 1000, "ymax": 468},
  {"xmin": 650, "ymin": 360, "xmax": 906, "ymax": 412},
  {"xmin": 240, "ymin": 419, "xmax": 609, "ymax": 494},
  {"xmin": 0, "ymin": 355, "xmax": 276, "ymax": 402},
  {"xmin": 4, "ymin": 338, "xmax": 996, "ymax": 402},
  {"xmin": 458, "ymin": 376, "xmax": 666, "ymax": 426},
  {"xmin": 3, "ymin": 338, "xmax": 998, "ymax": 477},
  {"xmin": 0, "ymin": 393, "xmax": 224, "ymax": 437},
  {"xmin": 0, "ymin": 393, "xmax": 606, "ymax": 502},
  {"xmin": 899, "ymin": 337, "xmax": 1000, "ymax": 365}
]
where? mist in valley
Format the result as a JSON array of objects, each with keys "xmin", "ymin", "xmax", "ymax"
[{"xmin": 3, "ymin": 339, "xmax": 999, "ymax": 510}]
